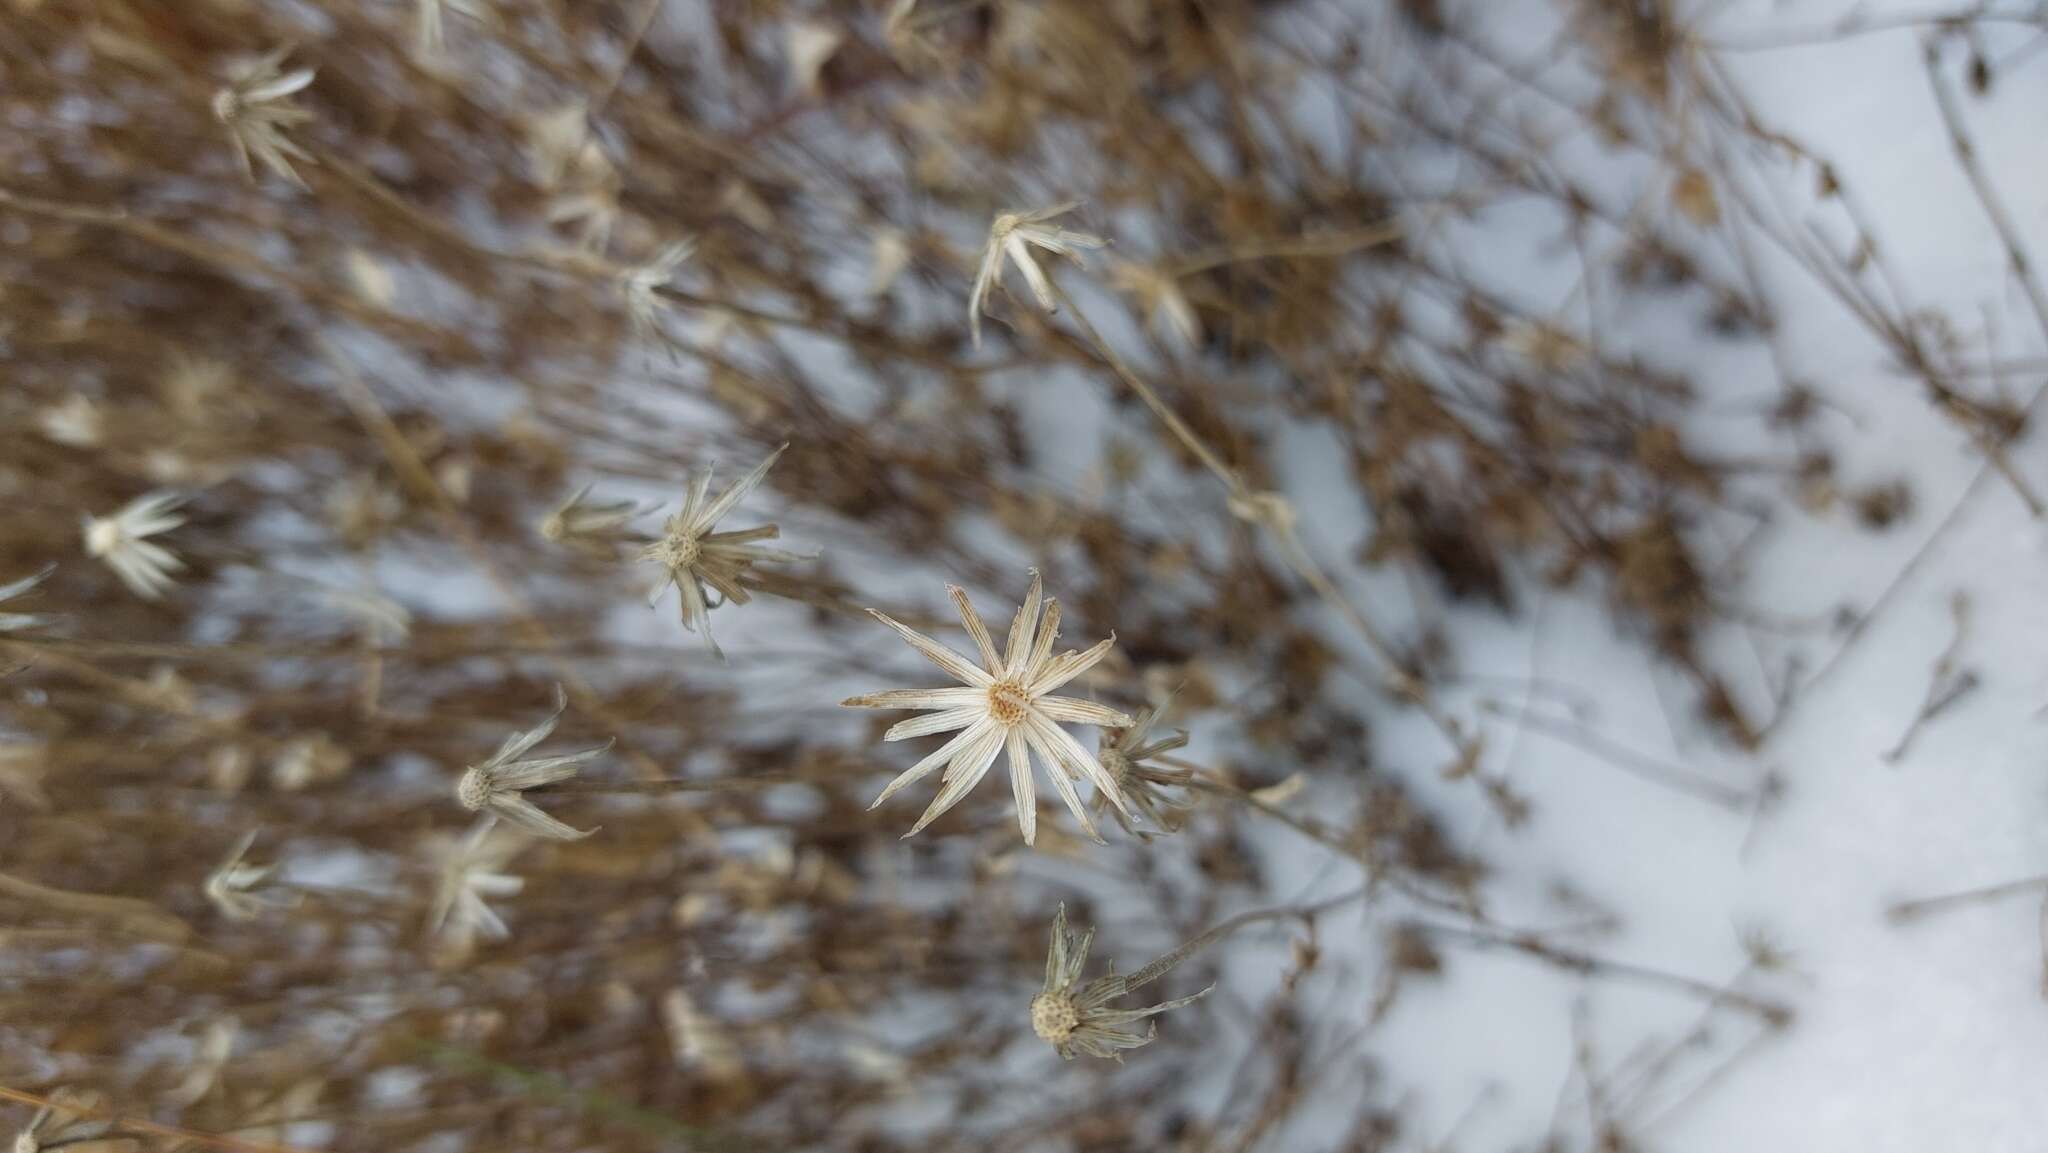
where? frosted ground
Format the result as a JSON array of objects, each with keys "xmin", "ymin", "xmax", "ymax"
[{"xmin": 1201, "ymin": 1, "xmax": 2048, "ymax": 1149}]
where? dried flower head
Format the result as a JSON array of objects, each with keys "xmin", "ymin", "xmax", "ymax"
[
  {"xmin": 204, "ymin": 830, "xmax": 300, "ymax": 921},
  {"xmin": 0, "ymin": 566, "xmax": 57, "ymax": 634},
  {"xmin": 270, "ymin": 733, "xmax": 351, "ymax": 791},
  {"xmin": 430, "ymin": 819, "xmax": 527, "ymax": 951},
  {"xmin": 1095, "ymin": 700, "xmax": 1194, "ymax": 837},
  {"xmin": 968, "ymin": 202, "xmax": 1108, "ymax": 346},
  {"xmin": 540, "ymin": 483, "xmax": 655, "ymax": 558},
  {"xmin": 455, "ymin": 688, "xmax": 608, "ymax": 841},
  {"xmin": 82, "ymin": 490, "xmax": 187, "ymax": 600},
  {"xmin": 639, "ymin": 443, "xmax": 805, "ymax": 659},
  {"xmin": 842, "ymin": 570, "xmax": 1135, "ymax": 844},
  {"xmin": 38, "ymin": 395, "xmax": 103, "ymax": 448},
  {"xmin": 213, "ymin": 46, "xmax": 316, "ymax": 188},
  {"xmin": 1031, "ymin": 903, "xmax": 1213, "ymax": 1060},
  {"xmin": 525, "ymin": 101, "xmax": 597, "ymax": 190},
  {"xmin": 10, "ymin": 1099, "xmax": 112, "ymax": 1153},
  {"xmin": 622, "ymin": 240, "xmax": 698, "ymax": 341}
]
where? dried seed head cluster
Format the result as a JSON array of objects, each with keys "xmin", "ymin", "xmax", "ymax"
[
  {"xmin": 623, "ymin": 240, "xmax": 698, "ymax": 339},
  {"xmin": 639, "ymin": 444, "xmax": 807, "ymax": 658},
  {"xmin": 430, "ymin": 820, "xmax": 528, "ymax": 952},
  {"xmin": 38, "ymin": 395, "xmax": 102, "ymax": 448},
  {"xmin": 81, "ymin": 491, "xmax": 186, "ymax": 600},
  {"xmin": 968, "ymin": 202, "xmax": 1108, "ymax": 345},
  {"xmin": 204, "ymin": 830, "xmax": 300, "ymax": 922},
  {"xmin": 455, "ymin": 689, "xmax": 610, "ymax": 841},
  {"xmin": 1031, "ymin": 903, "xmax": 1213, "ymax": 1060},
  {"xmin": 1095, "ymin": 701, "xmax": 1195, "ymax": 837},
  {"xmin": 212, "ymin": 47, "xmax": 315, "ymax": 188},
  {"xmin": 10, "ymin": 1103, "xmax": 110, "ymax": 1153},
  {"xmin": 844, "ymin": 571, "xmax": 1134, "ymax": 843},
  {"xmin": 540, "ymin": 484, "xmax": 656, "ymax": 557}
]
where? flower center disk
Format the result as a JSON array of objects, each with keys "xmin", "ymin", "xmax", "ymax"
[
  {"xmin": 1099, "ymin": 747, "xmax": 1131, "ymax": 787},
  {"xmin": 986, "ymin": 680, "xmax": 1030, "ymax": 726},
  {"xmin": 660, "ymin": 530, "xmax": 702, "ymax": 570},
  {"xmin": 1029, "ymin": 991, "xmax": 1080, "ymax": 1043},
  {"xmin": 456, "ymin": 767, "xmax": 490, "ymax": 811}
]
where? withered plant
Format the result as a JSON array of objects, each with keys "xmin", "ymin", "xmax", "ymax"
[{"xmin": 0, "ymin": 0, "xmax": 2020, "ymax": 1149}]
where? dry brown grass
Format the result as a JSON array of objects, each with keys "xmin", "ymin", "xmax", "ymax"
[{"xmin": 1, "ymin": 0, "xmax": 2031, "ymax": 1148}]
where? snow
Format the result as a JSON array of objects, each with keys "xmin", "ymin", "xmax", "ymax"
[{"xmin": 1263, "ymin": 2, "xmax": 2048, "ymax": 1148}]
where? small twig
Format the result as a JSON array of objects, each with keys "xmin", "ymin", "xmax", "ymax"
[
  {"xmin": 1177, "ymin": 765, "xmax": 1481, "ymax": 917},
  {"xmin": 1921, "ymin": 35, "xmax": 2048, "ymax": 513},
  {"xmin": 548, "ymin": 775, "xmax": 798, "ymax": 795},
  {"xmin": 0, "ymin": 1087, "xmax": 310, "ymax": 1153},
  {"xmin": 1183, "ymin": 772, "xmax": 1365, "ymax": 866},
  {"xmin": 1050, "ymin": 274, "xmax": 1477, "ymax": 760},
  {"xmin": 1407, "ymin": 919, "xmax": 1793, "ymax": 1025},
  {"xmin": 1165, "ymin": 219, "xmax": 1406, "ymax": 277},
  {"xmin": 1925, "ymin": 35, "xmax": 2048, "ymax": 360},
  {"xmin": 1633, "ymin": 1021, "xmax": 1784, "ymax": 1132},
  {"xmin": 1048, "ymin": 277, "xmax": 1244, "ymax": 488},
  {"xmin": 1880, "ymin": 590, "xmax": 1980, "ymax": 763},
  {"xmin": 0, "ymin": 186, "xmax": 464, "ymax": 350},
  {"xmin": 405, "ymin": 1035, "xmax": 753, "ymax": 1152},
  {"xmin": 1478, "ymin": 702, "xmax": 1754, "ymax": 811},
  {"xmin": 1702, "ymin": 5, "xmax": 2046, "ymax": 53},
  {"xmin": 2036, "ymin": 890, "xmax": 2048, "ymax": 999},
  {"xmin": 0, "ymin": 872, "xmax": 192, "ymax": 943},
  {"xmin": 1762, "ymin": 462, "xmax": 1996, "ymax": 742},
  {"xmin": 1887, "ymin": 871, "xmax": 2048, "ymax": 922},
  {"xmin": 589, "ymin": 0, "xmax": 666, "ymax": 118},
  {"xmin": 1125, "ymin": 887, "xmax": 1365, "ymax": 994}
]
